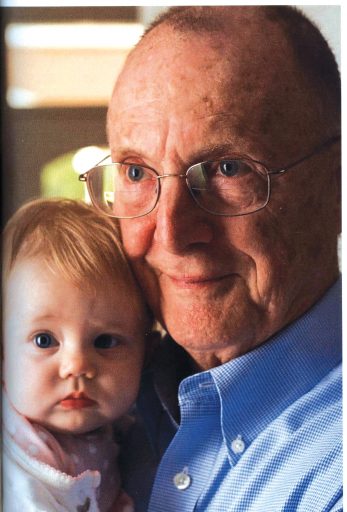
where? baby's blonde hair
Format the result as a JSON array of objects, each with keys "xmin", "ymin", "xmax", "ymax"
[{"xmin": 3, "ymin": 199, "xmax": 146, "ymax": 315}]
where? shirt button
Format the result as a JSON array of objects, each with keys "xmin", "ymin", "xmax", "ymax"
[
  {"xmin": 173, "ymin": 468, "xmax": 192, "ymax": 490},
  {"xmin": 231, "ymin": 435, "xmax": 245, "ymax": 454}
]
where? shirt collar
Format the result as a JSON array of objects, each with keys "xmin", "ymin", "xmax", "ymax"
[
  {"xmin": 210, "ymin": 278, "xmax": 341, "ymax": 461},
  {"xmin": 149, "ymin": 279, "xmax": 341, "ymax": 452}
]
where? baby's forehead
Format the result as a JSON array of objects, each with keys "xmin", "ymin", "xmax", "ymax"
[{"xmin": 5, "ymin": 255, "xmax": 151, "ymax": 330}]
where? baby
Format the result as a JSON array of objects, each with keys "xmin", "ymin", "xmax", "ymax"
[{"xmin": 2, "ymin": 198, "xmax": 153, "ymax": 512}]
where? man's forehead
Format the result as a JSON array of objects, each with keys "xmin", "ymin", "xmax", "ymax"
[
  {"xmin": 108, "ymin": 15, "xmax": 321, "ymax": 160},
  {"xmin": 108, "ymin": 102, "xmax": 275, "ymax": 167}
]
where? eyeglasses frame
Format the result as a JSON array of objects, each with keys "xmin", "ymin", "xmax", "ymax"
[{"xmin": 79, "ymin": 134, "xmax": 340, "ymax": 219}]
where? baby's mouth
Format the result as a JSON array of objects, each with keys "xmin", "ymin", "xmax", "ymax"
[{"xmin": 60, "ymin": 392, "xmax": 96, "ymax": 409}]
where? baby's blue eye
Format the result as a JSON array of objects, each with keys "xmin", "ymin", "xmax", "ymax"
[
  {"xmin": 94, "ymin": 334, "xmax": 120, "ymax": 349},
  {"xmin": 34, "ymin": 333, "xmax": 56, "ymax": 349}
]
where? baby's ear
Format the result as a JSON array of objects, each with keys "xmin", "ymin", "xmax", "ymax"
[{"xmin": 143, "ymin": 330, "xmax": 162, "ymax": 367}]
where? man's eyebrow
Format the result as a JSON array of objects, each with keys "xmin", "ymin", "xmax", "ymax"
[
  {"xmin": 109, "ymin": 145, "xmax": 144, "ymax": 160},
  {"xmin": 190, "ymin": 143, "xmax": 242, "ymax": 162},
  {"xmin": 109, "ymin": 142, "xmax": 248, "ymax": 167}
]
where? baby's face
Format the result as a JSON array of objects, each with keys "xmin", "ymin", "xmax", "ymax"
[{"xmin": 4, "ymin": 256, "xmax": 146, "ymax": 434}]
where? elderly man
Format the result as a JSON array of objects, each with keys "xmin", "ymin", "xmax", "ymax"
[{"xmin": 81, "ymin": 6, "xmax": 341, "ymax": 511}]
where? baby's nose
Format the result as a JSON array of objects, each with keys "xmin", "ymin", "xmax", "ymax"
[{"xmin": 59, "ymin": 350, "xmax": 96, "ymax": 380}]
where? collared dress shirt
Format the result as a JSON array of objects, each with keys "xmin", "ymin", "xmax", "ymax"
[{"xmin": 121, "ymin": 280, "xmax": 342, "ymax": 512}]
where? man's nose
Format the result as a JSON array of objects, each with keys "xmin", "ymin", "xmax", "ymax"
[
  {"xmin": 59, "ymin": 347, "xmax": 96, "ymax": 380},
  {"xmin": 153, "ymin": 174, "xmax": 214, "ymax": 253}
]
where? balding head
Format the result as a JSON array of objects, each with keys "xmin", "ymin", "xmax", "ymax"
[
  {"xmin": 110, "ymin": 6, "xmax": 339, "ymax": 152},
  {"xmin": 144, "ymin": 6, "xmax": 340, "ymax": 127}
]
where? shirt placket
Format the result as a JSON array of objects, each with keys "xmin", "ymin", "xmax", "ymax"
[{"xmin": 148, "ymin": 375, "xmax": 222, "ymax": 512}]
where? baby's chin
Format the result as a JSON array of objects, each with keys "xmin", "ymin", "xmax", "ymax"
[
  {"xmin": 46, "ymin": 424, "xmax": 103, "ymax": 436},
  {"xmin": 35, "ymin": 414, "xmax": 110, "ymax": 436}
]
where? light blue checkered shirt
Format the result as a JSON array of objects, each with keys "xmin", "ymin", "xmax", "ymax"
[{"xmin": 124, "ymin": 280, "xmax": 342, "ymax": 511}]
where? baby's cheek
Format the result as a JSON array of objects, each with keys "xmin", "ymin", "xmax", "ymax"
[{"xmin": 107, "ymin": 366, "xmax": 142, "ymax": 420}]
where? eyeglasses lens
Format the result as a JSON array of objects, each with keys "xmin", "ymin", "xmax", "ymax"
[
  {"xmin": 88, "ymin": 163, "xmax": 158, "ymax": 218},
  {"xmin": 187, "ymin": 159, "xmax": 269, "ymax": 215}
]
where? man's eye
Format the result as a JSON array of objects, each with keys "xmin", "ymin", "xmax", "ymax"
[
  {"xmin": 34, "ymin": 333, "xmax": 57, "ymax": 349},
  {"xmin": 94, "ymin": 334, "xmax": 120, "ymax": 349},
  {"xmin": 218, "ymin": 160, "xmax": 241, "ymax": 177},
  {"xmin": 126, "ymin": 165, "xmax": 145, "ymax": 182}
]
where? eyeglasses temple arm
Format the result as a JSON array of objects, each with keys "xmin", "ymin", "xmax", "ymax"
[
  {"xmin": 268, "ymin": 135, "xmax": 340, "ymax": 176},
  {"xmin": 78, "ymin": 154, "xmax": 111, "ymax": 182}
]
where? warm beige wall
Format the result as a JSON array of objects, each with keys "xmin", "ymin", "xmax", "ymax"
[
  {"xmin": 6, "ymin": 46, "xmax": 130, "ymax": 107},
  {"xmin": 5, "ymin": 21, "xmax": 144, "ymax": 108}
]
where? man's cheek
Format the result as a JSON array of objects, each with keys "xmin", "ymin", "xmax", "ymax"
[{"xmin": 120, "ymin": 217, "xmax": 154, "ymax": 259}]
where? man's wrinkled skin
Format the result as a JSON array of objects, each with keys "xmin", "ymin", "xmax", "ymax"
[{"xmin": 107, "ymin": 8, "xmax": 340, "ymax": 370}]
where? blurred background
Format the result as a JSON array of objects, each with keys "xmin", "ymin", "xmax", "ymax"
[{"xmin": 1, "ymin": 5, "xmax": 340, "ymax": 223}]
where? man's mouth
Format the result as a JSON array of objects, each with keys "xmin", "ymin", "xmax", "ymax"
[
  {"xmin": 165, "ymin": 273, "xmax": 234, "ymax": 289},
  {"xmin": 60, "ymin": 392, "xmax": 96, "ymax": 409}
]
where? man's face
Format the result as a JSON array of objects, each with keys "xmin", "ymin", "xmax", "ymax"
[{"xmin": 108, "ymin": 26, "xmax": 339, "ymax": 367}]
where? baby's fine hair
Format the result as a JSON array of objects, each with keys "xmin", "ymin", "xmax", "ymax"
[{"xmin": 3, "ymin": 198, "xmax": 139, "ymax": 295}]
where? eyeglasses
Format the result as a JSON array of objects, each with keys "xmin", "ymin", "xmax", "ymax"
[{"xmin": 79, "ymin": 135, "xmax": 340, "ymax": 219}]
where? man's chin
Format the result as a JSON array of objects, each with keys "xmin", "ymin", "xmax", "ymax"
[
  {"xmin": 161, "ymin": 294, "xmax": 266, "ymax": 364},
  {"xmin": 165, "ymin": 322, "xmax": 254, "ymax": 365}
]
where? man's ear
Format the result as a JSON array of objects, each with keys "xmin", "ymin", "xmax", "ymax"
[
  {"xmin": 330, "ymin": 140, "xmax": 341, "ymax": 234},
  {"xmin": 335, "ymin": 164, "xmax": 341, "ymax": 235},
  {"xmin": 143, "ymin": 330, "xmax": 162, "ymax": 367}
]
